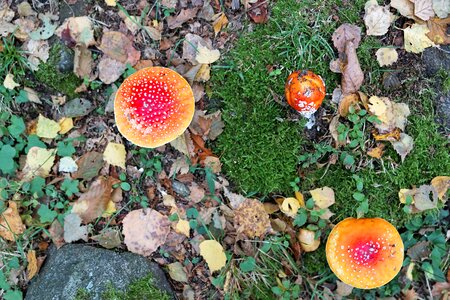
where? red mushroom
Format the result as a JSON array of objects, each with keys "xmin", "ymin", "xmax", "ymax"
[
  {"xmin": 285, "ymin": 70, "xmax": 326, "ymax": 117},
  {"xmin": 114, "ymin": 67, "xmax": 195, "ymax": 148},
  {"xmin": 326, "ymin": 217, "xmax": 404, "ymax": 289}
]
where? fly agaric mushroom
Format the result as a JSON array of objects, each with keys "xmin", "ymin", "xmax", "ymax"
[
  {"xmin": 326, "ymin": 218, "xmax": 404, "ymax": 289},
  {"xmin": 285, "ymin": 70, "xmax": 326, "ymax": 117},
  {"xmin": 114, "ymin": 67, "xmax": 195, "ymax": 148}
]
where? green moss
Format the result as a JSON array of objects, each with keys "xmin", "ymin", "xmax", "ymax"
[
  {"xmin": 73, "ymin": 274, "xmax": 171, "ymax": 300},
  {"xmin": 34, "ymin": 43, "xmax": 81, "ymax": 98}
]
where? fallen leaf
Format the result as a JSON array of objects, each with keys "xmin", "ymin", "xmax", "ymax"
[
  {"xmin": 195, "ymin": 45, "xmax": 220, "ymax": 64},
  {"xmin": 48, "ymin": 220, "xmax": 65, "ymax": 248},
  {"xmin": 414, "ymin": 0, "xmax": 435, "ymax": 20},
  {"xmin": 194, "ymin": 64, "xmax": 211, "ymax": 82},
  {"xmin": 212, "ymin": 12, "xmax": 228, "ymax": 35},
  {"xmin": 414, "ymin": 184, "xmax": 438, "ymax": 211},
  {"xmin": 234, "ymin": 198, "xmax": 271, "ymax": 238},
  {"xmin": 188, "ymin": 182, "xmax": 205, "ymax": 203},
  {"xmin": 122, "ymin": 208, "xmax": 170, "ymax": 256},
  {"xmin": 399, "ymin": 188, "xmax": 415, "ymax": 204},
  {"xmin": 63, "ymin": 213, "xmax": 88, "ymax": 243},
  {"xmin": 105, "ymin": 0, "xmax": 117, "ymax": 6},
  {"xmin": 372, "ymin": 128, "xmax": 401, "ymax": 141},
  {"xmin": 364, "ymin": 1, "xmax": 394, "ymax": 36},
  {"xmin": 367, "ymin": 144, "xmax": 385, "ymax": 158},
  {"xmin": 62, "ymin": 98, "xmax": 93, "ymax": 118},
  {"xmin": 72, "ymin": 151, "xmax": 103, "ymax": 180},
  {"xmin": 24, "ymin": 40, "xmax": 49, "ymax": 70},
  {"xmin": 23, "ymin": 87, "xmax": 41, "ymax": 104},
  {"xmin": 431, "ymin": 282, "xmax": 450, "ymax": 297},
  {"xmin": 224, "ymin": 187, "xmax": 246, "ymax": 209},
  {"xmin": 247, "ymin": 0, "xmax": 269, "ymax": 24},
  {"xmin": 368, "ymin": 96, "xmax": 410, "ymax": 133},
  {"xmin": 0, "ymin": 201, "xmax": 26, "ymax": 241},
  {"xmin": 103, "ymin": 142, "xmax": 126, "ymax": 169},
  {"xmin": 342, "ymin": 41, "xmax": 364, "ymax": 95},
  {"xmin": 167, "ymin": 262, "xmax": 188, "ymax": 282},
  {"xmin": 98, "ymin": 56, "xmax": 127, "ymax": 84},
  {"xmin": 391, "ymin": 133, "xmax": 414, "ymax": 162},
  {"xmin": 98, "ymin": 31, "xmax": 140, "ymax": 65},
  {"xmin": 74, "ymin": 44, "xmax": 93, "ymax": 79},
  {"xmin": 403, "ymin": 288, "xmax": 418, "ymax": 300},
  {"xmin": 36, "ymin": 115, "xmax": 60, "ymax": 139},
  {"xmin": 430, "ymin": 176, "xmax": 450, "ymax": 201},
  {"xmin": 332, "ymin": 23, "xmax": 362, "ymax": 53},
  {"xmin": 407, "ymin": 241, "xmax": 431, "ymax": 260},
  {"xmin": 280, "ymin": 197, "xmax": 300, "ymax": 218},
  {"xmin": 426, "ymin": 17, "xmax": 450, "ymax": 45},
  {"xmin": 310, "ymin": 187, "xmax": 335, "ymax": 209},
  {"xmin": 169, "ymin": 157, "xmax": 190, "ymax": 177},
  {"xmin": 297, "ymin": 229, "xmax": 320, "ymax": 252},
  {"xmin": 4, "ymin": 73, "xmax": 20, "ymax": 90},
  {"xmin": 170, "ymin": 131, "xmax": 195, "ymax": 157},
  {"xmin": 167, "ymin": 8, "xmax": 199, "ymax": 29},
  {"xmin": 18, "ymin": 2, "xmax": 36, "ymax": 17},
  {"xmin": 29, "ymin": 14, "xmax": 57, "ymax": 40},
  {"xmin": 182, "ymin": 33, "xmax": 211, "ymax": 64},
  {"xmin": 56, "ymin": 16, "xmax": 95, "ymax": 46},
  {"xmin": 72, "ymin": 177, "xmax": 115, "ymax": 224},
  {"xmin": 27, "ymin": 250, "xmax": 38, "ymax": 280},
  {"xmin": 432, "ymin": 0, "xmax": 450, "ymax": 18},
  {"xmin": 91, "ymin": 228, "xmax": 122, "ymax": 249},
  {"xmin": 199, "ymin": 240, "xmax": 227, "ymax": 272},
  {"xmin": 391, "ymin": 0, "xmax": 415, "ymax": 18},
  {"xmin": 58, "ymin": 118, "xmax": 74, "ymax": 135},
  {"xmin": 376, "ymin": 48, "xmax": 398, "ymax": 66},
  {"xmin": 404, "ymin": 23, "xmax": 435, "ymax": 53},
  {"xmin": 59, "ymin": 157, "xmax": 78, "ymax": 173},
  {"xmin": 203, "ymin": 156, "xmax": 221, "ymax": 173},
  {"xmin": 336, "ymin": 280, "xmax": 353, "ymax": 296},
  {"xmin": 175, "ymin": 219, "xmax": 191, "ymax": 237},
  {"xmin": 22, "ymin": 147, "xmax": 56, "ymax": 181}
]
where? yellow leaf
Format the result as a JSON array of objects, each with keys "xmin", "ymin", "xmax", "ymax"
[
  {"xmin": 297, "ymin": 229, "xmax": 320, "ymax": 252},
  {"xmin": 4, "ymin": 73, "xmax": 20, "ymax": 90},
  {"xmin": 103, "ymin": 142, "xmax": 126, "ymax": 169},
  {"xmin": 175, "ymin": 219, "xmax": 190, "ymax": 237},
  {"xmin": 36, "ymin": 115, "xmax": 61, "ymax": 139},
  {"xmin": 199, "ymin": 240, "xmax": 227, "ymax": 273},
  {"xmin": 27, "ymin": 250, "xmax": 38, "ymax": 280},
  {"xmin": 212, "ymin": 12, "xmax": 228, "ymax": 36},
  {"xmin": 295, "ymin": 191, "xmax": 305, "ymax": 207},
  {"xmin": 399, "ymin": 188, "xmax": 415, "ymax": 204},
  {"xmin": 195, "ymin": 45, "xmax": 220, "ymax": 64},
  {"xmin": 310, "ymin": 187, "xmax": 335, "ymax": 209},
  {"xmin": 404, "ymin": 23, "xmax": 435, "ymax": 53},
  {"xmin": 367, "ymin": 144, "xmax": 385, "ymax": 158},
  {"xmin": 430, "ymin": 176, "xmax": 450, "ymax": 201},
  {"xmin": 22, "ymin": 147, "xmax": 56, "ymax": 181},
  {"xmin": 194, "ymin": 64, "xmax": 211, "ymax": 82},
  {"xmin": 280, "ymin": 197, "xmax": 300, "ymax": 218},
  {"xmin": 105, "ymin": 0, "xmax": 117, "ymax": 6},
  {"xmin": 376, "ymin": 48, "xmax": 398, "ymax": 67},
  {"xmin": 102, "ymin": 200, "xmax": 117, "ymax": 217},
  {"xmin": 58, "ymin": 117, "xmax": 74, "ymax": 134},
  {"xmin": 0, "ymin": 201, "xmax": 26, "ymax": 241}
]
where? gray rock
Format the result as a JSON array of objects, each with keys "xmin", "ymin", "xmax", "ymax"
[
  {"xmin": 62, "ymin": 98, "xmax": 94, "ymax": 118},
  {"xmin": 59, "ymin": 0, "xmax": 88, "ymax": 23},
  {"xmin": 172, "ymin": 180, "xmax": 191, "ymax": 197},
  {"xmin": 25, "ymin": 244, "xmax": 174, "ymax": 300},
  {"xmin": 423, "ymin": 46, "xmax": 450, "ymax": 77},
  {"xmin": 56, "ymin": 43, "xmax": 75, "ymax": 73}
]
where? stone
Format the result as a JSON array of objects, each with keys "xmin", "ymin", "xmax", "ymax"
[
  {"xmin": 56, "ymin": 43, "xmax": 75, "ymax": 73},
  {"xmin": 172, "ymin": 180, "xmax": 191, "ymax": 197},
  {"xmin": 423, "ymin": 45, "xmax": 450, "ymax": 77},
  {"xmin": 25, "ymin": 244, "xmax": 174, "ymax": 300},
  {"xmin": 62, "ymin": 98, "xmax": 93, "ymax": 118}
]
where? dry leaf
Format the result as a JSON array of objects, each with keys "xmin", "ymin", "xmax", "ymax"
[
  {"xmin": 59, "ymin": 157, "xmax": 78, "ymax": 173},
  {"xmin": 364, "ymin": 1, "xmax": 394, "ymax": 36},
  {"xmin": 336, "ymin": 280, "xmax": 353, "ymax": 296},
  {"xmin": 122, "ymin": 208, "xmax": 170, "ymax": 256},
  {"xmin": 414, "ymin": 0, "xmax": 435, "ymax": 20},
  {"xmin": 167, "ymin": 262, "xmax": 188, "ymax": 282},
  {"xmin": 368, "ymin": 96, "xmax": 410, "ymax": 133},
  {"xmin": 203, "ymin": 156, "xmax": 221, "ymax": 173},
  {"xmin": 372, "ymin": 127, "xmax": 401, "ymax": 141},
  {"xmin": 71, "ymin": 177, "xmax": 115, "ymax": 224},
  {"xmin": 91, "ymin": 228, "xmax": 122, "ymax": 249},
  {"xmin": 72, "ymin": 151, "xmax": 103, "ymax": 180},
  {"xmin": 332, "ymin": 23, "xmax": 362, "ymax": 53},
  {"xmin": 391, "ymin": 133, "xmax": 414, "ymax": 162},
  {"xmin": 310, "ymin": 187, "xmax": 335, "ymax": 209},
  {"xmin": 280, "ymin": 197, "xmax": 301, "ymax": 218},
  {"xmin": 27, "ymin": 250, "xmax": 38, "ymax": 280},
  {"xmin": 169, "ymin": 157, "xmax": 190, "ymax": 177},
  {"xmin": 98, "ymin": 56, "xmax": 127, "ymax": 84},
  {"xmin": 234, "ymin": 199, "xmax": 271, "ymax": 238},
  {"xmin": 175, "ymin": 219, "xmax": 190, "ymax": 237},
  {"xmin": 105, "ymin": 0, "xmax": 117, "ymax": 6},
  {"xmin": 4, "ymin": 73, "xmax": 20, "ymax": 90},
  {"xmin": 167, "ymin": 8, "xmax": 199, "ymax": 29},
  {"xmin": 199, "ymin": 240, "xmax": 227, "ymax": 272},
  {"xmin": 48, "ymin": 220, "xmax": 65, "ymax": 248},
  {"xmin": 170, "ymin": 131, "xmax": 195, "ymax": 157},
  {"xmin": 247, "ymin": 0, "xmax": 269, "ymax": 24},
  {"xmin": 74, "ymin": 44, "xmax": 93, "ymax": 79},
  {"xmin": 22, "ymin": 147, "xmax": 56, "ymax": 181},
  {"xmin": 36, "ymin": 114, "xmax": 60, "ymax": 139},
  {"xmin": 58, "ymin": 117, "xmax": 73, "ymax": 135},
  {"xmin": 103, "ymin": 142, "xmax": 126, "ymax": 169},
  {"xmin": 0, "ymin": 201, "xmax": 26, "ymax": 241},
  {"xmin": 431, "ymin": 282, "xmax": 450, "ymax": 297},
  {"xmin": 98, "ymin": 31, "xmax": 140, "ymax": 65},
  {"xmin": 342, "ymin": 41, "xmax": 364, "ymax": 95},
  {"xmin": 426, "ymin": 17, "xmax": 450, "ymax": 45},
  {"xmin": 195, "ymin": 45, "xmax": 220, "ymax": 64},
  {"xmin": 391, "ymin": 0, "xmax": 415, "ymax": 18},
  {"xmin": 64, "ymin": 213, "xmax": 88, "ymax": 243},
  {"xmin": 414, "ymin": 184, "xmax": 438, "ymax": 211},
  {"xmin": 224, "ymin": 187, "xmax": 246, "ymax": 209},
  {"xmin": 399, "ymin": 188, "xmax": 415, "ymax": 204},
  {"xmin": 56, "ymin": 17, "xmax": 95, "ymax": 46},
  {"xmin": 404, "ymin": 23, "xmax": 435, "ymax": 53},
  {"xmin": 212, "ymin": 12, "xmax": 228, "ymax": 36},
  {"xmin": 367, "ymin": 144, "xmax": 385, "ymax": 158},
  {"xmin": 376, "ymin": 48, "xmax": 398, "ymax": 66},
  {"xmin": 430, "ymin": 176, "xmax": 450, "ymax": 201},
  {"xmin": 194, "ymin": 64, "xmax": 211, "ymax": 82},
  {"xmin": 297, "ymin": 229, "xmax": 320, "ymax": 252},
  {"xmin": 23, "ymin": 87, "xmax": 41, "ymax": 104},
  {"xmin": 433, "ymin": 0, "xmax": 450, "ymax": 18}
]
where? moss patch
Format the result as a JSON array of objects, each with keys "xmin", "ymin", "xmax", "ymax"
[{"xmin": 34, "ymin": 43, "xmax": 81, "ymax": 98}]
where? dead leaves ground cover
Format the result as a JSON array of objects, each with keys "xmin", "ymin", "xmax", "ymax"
[{"xmin": 0, "ymin": 0, "xmax": 449, "ymax": 299}]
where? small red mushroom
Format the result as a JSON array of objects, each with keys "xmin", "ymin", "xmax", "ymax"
[
  {"xmin": 114, "ymin": 67, "xmax": 195, "ymax": 148},
  {"xmin": 285, "ymin": 70, "xmax": 326, "ymax": 117},
  {"xmin": 326, "ymin": 217, "xmax": 404, "ymax": 289}
]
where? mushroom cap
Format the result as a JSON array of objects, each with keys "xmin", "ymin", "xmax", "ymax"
[
  {"xmin": 114, "ymin": 67, "xmax": 195, "ymax": 148},
  {"xmin": 326, "ymin": 217, "xmax": 404, "ymax": 289},
  {"xmin": 285, "ymin": 70, "xmax": 326, "ymax": 116}
]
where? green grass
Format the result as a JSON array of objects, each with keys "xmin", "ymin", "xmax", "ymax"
[{"xmin": 0, "ymin": 36, "xmax": 30, "ymax": 82}]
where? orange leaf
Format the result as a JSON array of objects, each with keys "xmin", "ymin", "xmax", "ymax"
[
  {"xmin": 0, "ymin": 201, "xmax": 26, "ymax": 241},
  {"xmin": 27, "ymin": 250, "xmax": 38, "ymax": 280}
]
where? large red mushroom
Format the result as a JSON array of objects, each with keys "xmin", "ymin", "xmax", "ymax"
[
  {"xmin": 326, "ymin": 217, "xmax": 404, "ymax": 289},
  {"xmin": 114, "ymin": 67, "xmax": 195, "ymax": 148}
]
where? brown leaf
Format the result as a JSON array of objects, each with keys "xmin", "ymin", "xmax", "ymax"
[
  {"xmin": 122, "ymin": 208, "xmax": 171, "ymax": 256},
  {"xmin": 72, "ymin": 151, "xmax": 103, "ymax": 180},
  {"xmin": 431, "ymin": 282, "xmax": 450, "ymax": 297},
  {"xmin": 391, "ymin": 133, "xmax": 414, "ymax": 162},
  {"xmin": 167, "ymin": 8, "xmax": 200, "ymax": 29},
  {"xmin": 407, "ymin": 241, "xmax": 430, "ymax": 261},
  {"xmin": 247, "ymin": 0, "xmax": 269, "ymax": 24},
  {"xmin": 426, "ymin": 17, "xmax": 450, "ymax": 45},
  {"xmin": 0, "ymin": 201, "xmax": 26, "ymax": 241},
  {"xmin": 413, "ymin": 184, "xmax": 438, "ymax": 211},
  {"xmin": 72, "ymin": 177, "xmax": 117, "ymax": 224},
  {"xmin": 341, "ymin": 41, "xmax": 364, "ymax": 95},
  {"xmin": 372, "ymin": 128, "xmax": 401, "ymax": 142},
  {"xmin": 56, "ymin": 17, "xmax": 95, "ymax": 46},
  {"xmin": 338, "ymin": 93, "xmax": 360, "ymax": 117},
  {"xmin": 48, "ymin": 220, "xmax": 65, "ymax": 249},
  {"xmin": 203, "ymin": 156, "xmax": 221, "ymax": 173},
  {"xmin": 403, "ymin": 289, "xmax": 418, "ymax": 300},
  {"xmin": 234, "ymin": 199, "xmax": 271, "ymax": 238},
  {"xmin": 332, "ymin": 23, "xmax": 361, "ymax": 53},
  {"xmin": 98, "ymin": 56, "xmax": 127, "ymax": 84},
  {"xmin": 73, "ymin": 44, "xmax": 93, "ymax": 79},
  {"xmin": 91, "ymin": 228, "xmax": 122, "ymax": 249},
  {"xmin": 367, "ymin": 143, "xmax": 385, "ymax": 159},
  {"xmin": 329, "ymin": 115, "xmax": 346, "ymax": 147},
  {"xmin": 27, "ymin": 250, "xmax": 38, "ymax": 280},
  {"xmin": 430, "ymin": 176, "xmax": 450, "ymax": 201},
  {"xmin": 98, "ymin": 31, "xmax": 140, "ymax": 65},
  {"xmin": 212, "ymin": 12, "xmax": 228, "ymax": 35}
]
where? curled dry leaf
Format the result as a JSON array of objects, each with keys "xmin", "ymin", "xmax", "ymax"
[
  {"xmin": 342, "ymin": 41, "xmax": 364, "ymax": 95},
  {"xmin": 199, "ymin": 240, "xmax": 227, "ymax": 273},
  {"xmin": 391, "ymin": 133, "xmax": 414, "ymax": 162},
  {"xmin": 430, "ymin": 176, "xmax": 450, "ymax": 201},
  {"xmin": 122, "ymin": 208, "xmax": 170, "ymax": 256},
  {"xmin": 297, "ymin": 229, "xmax": 320, "ymax": 252},
  {"xmin": 167, "ymin": 8, "xmax": 199, "ymax": 29},
  {"xmin": 368, "ymin": 96, "xmax": 410, "ymax": 133},
  {"xmin": 404, "ymin": 23, "xmax": 435, "ymax": 53},
  {"xmin": 376, "ymin": 48, "xmax": 398, "ymax": 67},
  {"xmin": 338, "ymin": 92, "xmax": 368, "ymax": 117},
  {"xmin": 332, "ymin": 23, "xmax": 361, "ymax": 53},
  {"xmin": 310, "ymin": 187, "xmax": 335, "ymax": 209},
  {"xmin": 0, "ymin": 201, "xmax": 26, "ymax": 241},
  {"xmin": 364, "ymin": 0, "xmax": 394, "ymax": 36},
  {"xmin": 280, "ymin": 197, "xmax": 301, "ymax": 218},
  {"xmin": 234, "ymin": 198, "xmax": 271, "ymax": 238}
]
